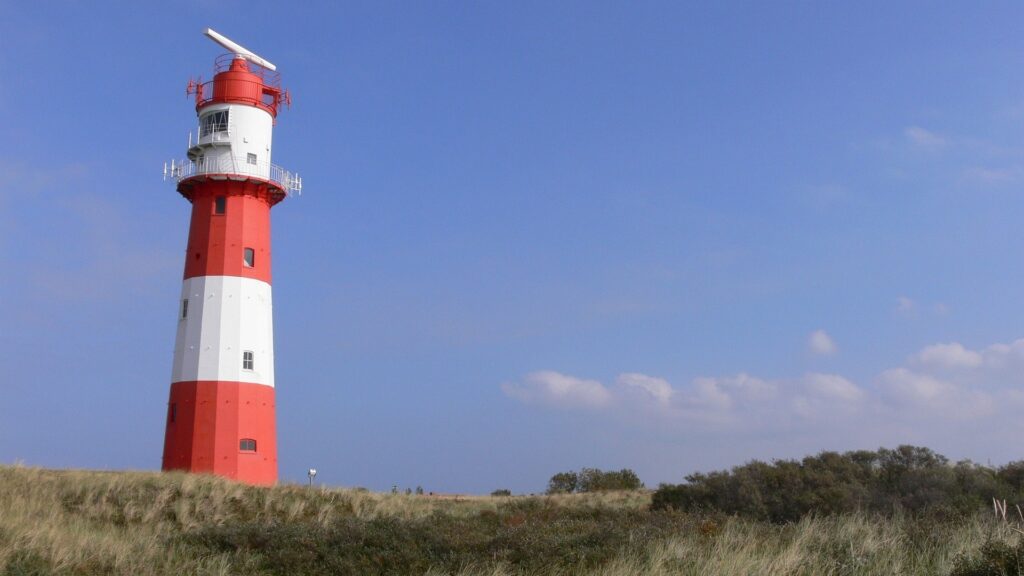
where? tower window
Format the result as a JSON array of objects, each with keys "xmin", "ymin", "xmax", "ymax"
[
  {"xmin": 169, "ymin": 403, "xmax": 177, "ymax": 424},
  {"xmin": 242, "ymin": 351, "xmax": 254, "ymax": 370},
  {"xmin": 243, "ymin": 248, "xmax": 255, "ymax": 268},
  {"xmin": 214, "ymin": 196, "xmax": 226, "ymax": 215},
  {"xmin": 247, "ymin": 153, "xmax": 257, "ymax": 165},
  {"xmin": 181, "ymin": 299, "xmax": 189, "ymax": 319},
  {"xmin": 200, "ymin": 110, "xmax": 229, "ymax": 137},
  {"xmin": 239, "ymin": 438, "xmax": 257, "ymax": 452}
]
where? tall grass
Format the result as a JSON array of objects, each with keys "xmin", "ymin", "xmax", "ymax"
[{"xmin": 0, "ymin": 464, "xmax": 1016, "ymax": 575}]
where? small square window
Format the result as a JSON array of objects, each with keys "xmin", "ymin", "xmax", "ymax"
[
  {"xmin": 242, "ymin": 351, "xmax": 254, "ymax": 371},
  {"xmin": 214, "ymin": 196, "xmax": 226, "ymax": 215},
  {"xmin": 181, "ymin": 299, "xmax": 189, "ymax": 320},
  {"xmin": 240, "ymin": 438, "xmax": 257, "ymax": 452},
  {"xmin": 247, "ymin": 153, "xmax": 257, "ymax": 165},
  {"xmin": 243, "ymin": 247, "xmax": 255, "ymax": 268}
]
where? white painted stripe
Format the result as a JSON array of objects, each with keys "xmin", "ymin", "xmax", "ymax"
[
  {"xmin": 172, "ymin": 275, "xmax": 275, "ymax": 387},
  {"xmin": 195, "ymin": 103, "xmax": 274, "ymax": 179}
]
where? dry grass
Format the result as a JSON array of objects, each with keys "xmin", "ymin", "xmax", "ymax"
[{"xmin": 0, "ymin": 464, "xmax": 1016, "ymax": 575}]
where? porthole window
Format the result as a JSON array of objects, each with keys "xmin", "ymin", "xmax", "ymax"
[
  {"xmin": 243, "ymin": 247, "xmax": 255, "ymax": 268},
  {"xmin": 239, "ymin": 438, "xmax": 256, "ymax": 452}
]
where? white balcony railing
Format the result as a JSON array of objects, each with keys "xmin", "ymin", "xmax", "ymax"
[{"xmin": 164, "ymin": 156, "xmax": 302, "ymax": 195}]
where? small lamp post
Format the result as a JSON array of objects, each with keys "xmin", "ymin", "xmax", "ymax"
[{"xmin": 307, "ymin": 468, "xmax": 317, "ymax": 487}]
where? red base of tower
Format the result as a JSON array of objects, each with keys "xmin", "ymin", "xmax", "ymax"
[{"xmin": 162, "ymin": 381, "xmax": 277, "ymax": 486}]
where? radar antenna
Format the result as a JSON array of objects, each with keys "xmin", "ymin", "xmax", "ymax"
[{"xmin": 203, "ymin": 28, "xmax": 277, "ymax": 71}]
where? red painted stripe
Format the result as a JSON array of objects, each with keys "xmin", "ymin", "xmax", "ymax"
[
  {"xmin": 196, "ymin": 57, "xmax": 283, "ymax": 118},
  {"xmin": 162, "ymin": 380, "xmax": 277, "ymax": 486},
  {"xmin": 182, "ymin": 180, "xmax": 273, "ymax": 283}
]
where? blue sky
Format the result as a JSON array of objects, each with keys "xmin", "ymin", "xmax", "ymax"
[{"xmin": 6, "ymin": 2, "xmax": 1024, "ymax": 493}]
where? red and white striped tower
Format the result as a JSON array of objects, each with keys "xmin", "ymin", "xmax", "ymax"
[{"xmin": 161, "ymin": 30, "xmax": 301, "ymax": 486}]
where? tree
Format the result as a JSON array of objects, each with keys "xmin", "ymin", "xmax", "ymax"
[
  {"xmin": 548, "ymin": 468, "xmax": 643, "ymax": 494},
  {"xmin": 546, "ymin": 471, "xmax": 579, "ymax": 494},
  {"xmin": 578, "ymin": 468, "xmax": 643, "ymax": 492},
  {"xmin": 651, "ymin": 445, "xmax": 1003, "ymax": 521}
]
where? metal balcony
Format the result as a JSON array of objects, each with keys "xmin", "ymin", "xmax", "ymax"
[{"xmin": 164, "ymin": 156, "xmax": 302, "ymax": 195}]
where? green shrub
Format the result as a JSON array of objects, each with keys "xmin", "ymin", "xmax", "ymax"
[
  {"xmin": 546, "ymin": 468, "xmax": 643, "ymax": 494},
  {"xmin": 951, "ymin": 540, "xmax": 1024, "ymax": 576},
  {"xmin": 579, "ymin": 468, "xmax": 644, "ymax": 492},
  {"xmin": 546, "ymin": 472, "xmax": 578, "ymax": 494},
  {"xmin": 653, "ymin": 445, "xmax": 1017, "ymax": 521}
]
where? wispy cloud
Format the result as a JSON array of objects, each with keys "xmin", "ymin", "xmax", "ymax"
[
  {"xmin": 904, "ymin": 126, "xmax": 947, "ymax": 150},
  {"xmin": 960, "ymin": 166, "xmax": 1022, "ymax": 186},
  {"xmin": 502, "ymin": 337, "xmax": 1024, "ymax": 437},
  {"xmin": 896, "ymin": 296, "xmax": 916, "ymax": 316},
  {"xmin": 913, "ymin": 343, "xmax": 982, "ymax": 369},
  {"xmin": 617, "ymin": 373, "xmax": 673, "ymax": 405},
  {"xmin": 877, "ymin": 367, "xmax": 994, "ymax": 420},
  {"xmin": 501, "ymin": 371, "xmax": 611, "ymax": 409},
  {"xmin": 804, "ymin": 373, "xmax": 863, "ymax": 402},
  {"xmin": 895, "ymin": 296, "xmax": 949, "ymax": 319},
  {"xmin": 807, "ymin": 330, "xmax": 837, "ymax": 356},
  {"xmin": 25, "ymin": 193, "xmax": 179, "ymax": 302}
]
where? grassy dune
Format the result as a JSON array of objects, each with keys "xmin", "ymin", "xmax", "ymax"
[{"xmin": 0, "ymin": 464, "xmax": 1017, "ymax": 575}]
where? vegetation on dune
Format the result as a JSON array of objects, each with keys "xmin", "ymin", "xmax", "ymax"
[
  {"xmin": 546, "ymin": 468, "xmax": 644, "ymax": 495},
  {"xmin": 652, "ymin": 445, "xmax": 1024, "ymax": 522},
  {"xmin": 3, "ymin": 446, "xmax": 1024, "ymax": 575}
]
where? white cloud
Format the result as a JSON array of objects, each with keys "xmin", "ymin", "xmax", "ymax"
[
  {"xmin": 804, "ymin": 373, "xmax": 863, "ymax": 402},
  {"xmin": 688, "ymin": 377, "xmax": 734, "ymax": 410},
  {"xmin": 501, "ymin": 335, "xmax": 1024, "ymax": 484},
  {"xmin": 905, "ymin": 126, "xmax": 947, "ymax": 149},
  {"xmin": 895, "ymin": 297, "xmax": 950, "ymax": 319},
  {"xmin": 913, "ymin": 343, "xmax": 983, "ymax": 369},
  {"xmin": 716, "ymin": 373, "xmax": 777, "ymax": 400},
  {"xmin": 617, "ymin": 373, "xmax": 673, "ymax": 405},
  {"xmin": 879, "ymin": 368, "xmax": 951, "ymax": 402},
  {"xmin": 808, "ymin": 330, "xmax": 837, "ymax": 356},
  {"xmin": 878, "ymin": 367, "xmax": 994, "ymax": 419},
  {"xmin": 896, "ymin": 296, "xmax": 916, "ymax": 315},
  {"xmin": 501, "ymin": 338, "xmax": 1024, "ymax": 439},
  {"xmin": 501, "ymin": 371, "xmax": 611, "ymax": 409},
  {"xmin": 961, "ymin": 166, "xmax": 1020, "ymax": 186},
  {"xmin": 791, "ymin": 373, "xmax": 864, "ymax": 420}
]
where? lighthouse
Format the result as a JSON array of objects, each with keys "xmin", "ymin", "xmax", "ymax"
[{"xmin": 161, "ymin": 29, "xmax": 301, "ymax": 485}]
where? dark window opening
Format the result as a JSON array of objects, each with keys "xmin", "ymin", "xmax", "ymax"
[
  {"xmin": 240, "ymin": 438, "xmax": 257, "ymax": 452},
  {"xmin": 214, "ymin": 196, "xmax": 226, "ymax": 215},
  {"xmin": 169, "ymin": 403, "xmax": 177, "ymax": 424},
  {"xmin": 243, "ymin": 247, "xmax": 255, "ymax": 268},
  {"xmin": 200, "ymin": 110, "xmax": 229, "ymax": 137},
  {"xmin": 194, "ymin": 252, "xmax": 201, "ymax": 261},
  {"xmin": 181, "ymin": 299, "xmax": 189, "ymax": 319},
  {"xmin": 242, "ymin": 350, "xmax": 254, "ymax": 371}
]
